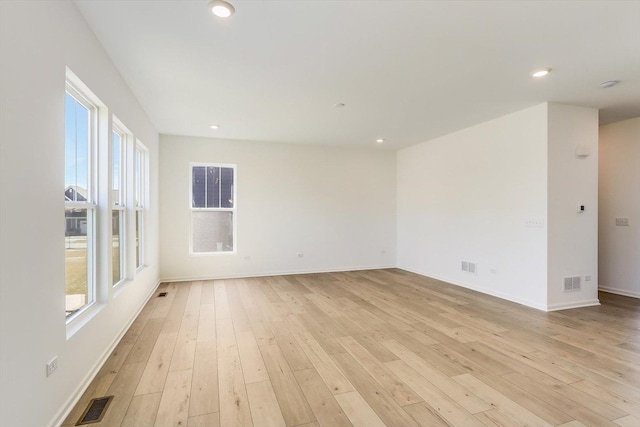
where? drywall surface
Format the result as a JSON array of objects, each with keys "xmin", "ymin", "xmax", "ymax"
[
  {"xmin": 159, "ymin": 135, "xmax": 397, "ymax": 280},
  {"xmin": 547, "ymin": 104, "xmax": 599, "ymax": 310},
  {"xmin": 599, "ymin": 117, "xmax": 640, "ymax": 298},
  {"xmin": 397, "ymin": 104, "xmax": 549, "ymax": 309},
  {"xmin": 0, "ymin": 2, "xmax": 159, "ymax": 426}
]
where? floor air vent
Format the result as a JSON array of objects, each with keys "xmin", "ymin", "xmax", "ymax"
[
  {"xmin": 76, "ymin": 396, "xmax": 113, "ymax": 425},
  {"xmin": 158, "ymin": 292, "xmax": 168, "ymax": 297}
]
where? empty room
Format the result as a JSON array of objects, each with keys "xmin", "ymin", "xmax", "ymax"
[{"xmin": 1, "ymin": 1, "xmax": 639, "ymax": 426}]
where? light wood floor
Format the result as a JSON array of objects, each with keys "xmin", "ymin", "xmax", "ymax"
[{"xmin": 63, "ymin": 269, "xmax": 640, "ymax": 427}]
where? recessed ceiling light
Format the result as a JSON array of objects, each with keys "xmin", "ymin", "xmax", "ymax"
[
  {"xmin": 600, "ymin": 80, "xmax": 619, "ymax": 88},
  {"xmin": 209, "ymin": 0, "xmax": 235, "ymax": 18},
  {"xmin": 376, "ymin": 139, "xmax": 385, "ymax": 144},
  {"xmin": 531, "ymin": 68, "xmax": 551, "ymax": 78},
  {"xmin": 209, "ymin": 124, "xmax": 220, "ymax": 129}
]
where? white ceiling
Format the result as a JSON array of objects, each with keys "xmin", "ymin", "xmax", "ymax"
[{"xmin": 74, "ymin": 0, "xmax": 640, "ymax": 149}]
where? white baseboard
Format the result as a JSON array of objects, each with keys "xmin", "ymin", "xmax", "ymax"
[
  {"xmin": 397, "ymin": 266, "xmax": 549, "ymax": 311},
  {"xmin": 48, "ymin": 280, "xmax": 161, "ymax": 427},
  {"xmin": 160, "ymin": 264, "xmax": 397, "ymax": 283},
  {"xmin": 546, "ymin": 299, "xmax": 601, "ymax": 311},
  {"xmin": 599, "ymin": 286, "xmax": 640, "ymax": 299}
]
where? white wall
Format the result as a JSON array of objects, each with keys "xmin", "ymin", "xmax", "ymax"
[
  {"xmin": 599, "ymin": 118, "xmax": 640, "ymax": 297},
  {"xmin": 160, "ymin": 135, "xmax": 396, "ymax": 280},
  {"xmin": 547, "ymin": 104, "xmax": 599, "ymax": 310},
  {"xmin": 397, "ymin": 104, "xmax": 549, "ymax": 310},
  {"xmin": 0, "ymin": 2, "xmax": 159, "ymax": 426}
]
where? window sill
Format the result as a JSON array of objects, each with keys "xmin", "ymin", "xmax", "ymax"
[
  {"xmin": 189, "ymin": 251, "xmax": 237, "ymax": 257},
  {"xmin": 66, "ymin": 302, "xmax": 106, "ymax": 340}
]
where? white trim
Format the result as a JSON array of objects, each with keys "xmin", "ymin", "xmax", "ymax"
[
  {"xmin": 159, "ymin": 264, "xmax": 397, "ymax": 283},
  {"xmin": 397, "ymin": 265, "xmax": 550, "ymax": 311},
  {"xmin": 48, "ymin": 280, "xmax": 161, "ymax": 427},
  {"xmin": 599, "ymin": 286, "xmax": 640, "ymax": 299},
  {"xmin": 546, "ymin": 299, "xmax": 601, "ymax": 311}
]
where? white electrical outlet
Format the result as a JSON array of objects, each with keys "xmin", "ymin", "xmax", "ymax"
[
  {"xmin": 46, "ymin": 357, "xmax": 58, "ymax": 377},
  {"xmin": 490, "ymin": 268, "xmax": 497, "ymax": 275}
]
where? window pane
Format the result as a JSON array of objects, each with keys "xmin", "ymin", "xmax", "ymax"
[
  {"xmin": 65, "ymin": 94, "xmax": 89, "ymax": 202},
  {"xmin": 220, "ymin": 167, "xmax": 234, "ymax": 208},
  {"xmin": 206, "ymin": 167, "xmax": 219, "ymax": 208},
  {"xmin": 135, "ymin": 149, "xmax": 141, "ymax": 207},
  {"xmin": 112, "ymin": 132, "xmax": 121, "ymax": 204},
  {"xmin": 192, "ymin": 166, "xmax": 206, "ymax": 208},
  {"xmin": 136, "ymin": 210, "xmax": 142, "ymax": 268},
  {"xmin": 112, "ymin": 210, "xmax": 123, "ymax": 285},
  {"xmin": 75, "ymin": 100, "xmax": 89, "ymax": 198},
  {"xmin": 65, "ymin": 208, "xmax": 90, "ymax": 316},
  {"xmin": 192, "ymin": 211, "xmax": 234, "ymax": 253},
  {"xmin": 64, "ymin": 94, "xmax": 77, "ymax": 199}
]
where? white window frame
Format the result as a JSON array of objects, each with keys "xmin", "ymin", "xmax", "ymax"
[
  {"xmin": 111, "ymin": 118, "xmax": 128, "ymax": 286},
  {"xmin": 64, "ymin": 82, "xmax": 98, "ymax": 321},
  {"xmin": 135, "ymin": 141, "xmax": 147, "ymax": 269},
  {"xmin": 189, "ymin": 163, "xmax": 237, "ymax": 255}
]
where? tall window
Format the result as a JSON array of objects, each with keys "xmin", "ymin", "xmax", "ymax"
[
  {"xmin": 64, "ymin": 85, "xmax": 96, "ymax": 317},
  {"xmin": 190, "ymin": 164, "xmax": 236, "ymax": 254},
  {"xmin": 135, "ymin": 143, "xmax": 146, "ymax": 268},
  {"xmin": 112, "ymin": 122, "xmax": 126, "ymax": 285}
]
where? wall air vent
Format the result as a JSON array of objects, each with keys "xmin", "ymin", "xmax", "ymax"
[
  {"xmin": 563, "ymin": 276, "xmax": 581, "ymax": 292},
  {"xmin": 461, "ymin": 261, "xmax": 477, "ymax": 275}
]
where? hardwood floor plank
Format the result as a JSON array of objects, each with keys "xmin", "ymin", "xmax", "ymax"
[
  {"xmin": 293, "ymin": 331, "xmax": 355, "ymax": 395},
  {"xmin": 452, "ymin": 373, "xmax": 553, "ymax": 427},
  {"xmin": 334, "ymin": 391, "xmax": 387, "ymax": 427},
  {"xmin": 402, "ymin": 402, "xmax": 451, "ymax": 427},
  {"xmin": 154, "ymin": 369, "xmax": 192, "ymax": 427},
  {"xmin": 236, "ymin": 329, "xmax": 270, "ymax": 384},
  {"xmin": 121, "ymin": 392, "xmax": 162, "ymax": 427},
  {"xmin": 188, "ymin": 412, "xmax": 220, "ymax": 427},
  {"xmin": 337, "ymin": 336, "xmax": 423, "ymax": 406},
  {"xmin": 135, "ymin": 332, "xmax": 179, "ymax": 395},
  {"xmin": 246, "ymin": 381, "xmax": 287, "ymax": 427},
  {"xmin": 270, "ymin": 320, "xmax": 313, "ymax": 371},
  {"xmin": 571, "ymin": 379, "xmax": 640, "ymax": 418},
  {"xmin": 474, "ymin": 408, "xmax": 521, "ymax": 427},
  {"xmin": 260, "ymin": 344, "xmax": 316, "ymax": 426},
  {"xmin": 126, "ymin": 317, "xmax": 165, "ymax": 364},
  {"xmin": 614, "ymin": 415, "xmax": 640, "ymax": 427},
  {"xmin": 217, "ymin": 317, "xmax": 253, "ymax": 427},
  {"xmin": 386, "ymin": 359, "xmax": 486, "ymax": 427},
  {"xmin": 331, "ymin": 352, "xmax": 419, "ymax": 427},
  {"xmin": 381, "ymin": 339, "xmax": 491, "ymax": 413},
  {"xmin": 294, "ymin": 368, "xmax": 352, "ymax": 427},
  {"xmin": 189, "ymin": 341, "xmax": 219, "ymax": 417},
  {"xmin": 98, "ymin": 362, "xmax": 147, "ymax": 427},
  {"xmin": 196, "ymin": 303, "xmax": 216, "ymax": 343},
  {"xmin": 501, "ymin": 371, "xmax": 623, "ymax": 426}
]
